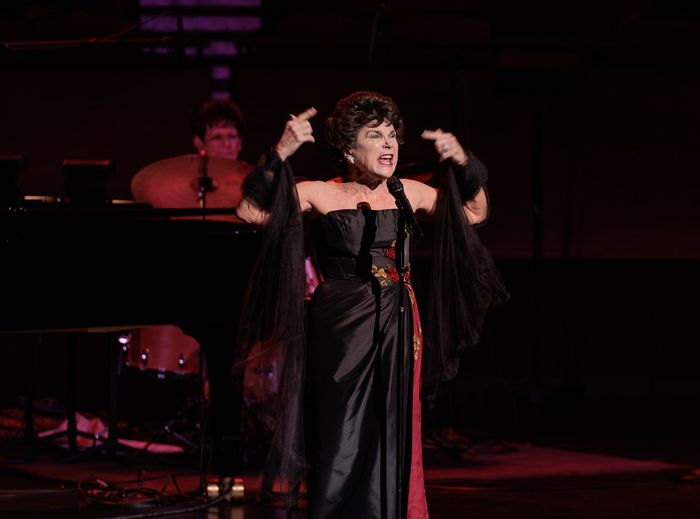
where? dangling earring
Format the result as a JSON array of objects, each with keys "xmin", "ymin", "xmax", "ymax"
[{"xmin": 346, "ymin": 155, "xmax": 355, "ymax": 165}]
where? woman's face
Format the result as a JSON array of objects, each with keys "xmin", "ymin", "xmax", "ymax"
[{"xmin": 348, "ymin": 121, "xmax": 399, "ymax": 180}]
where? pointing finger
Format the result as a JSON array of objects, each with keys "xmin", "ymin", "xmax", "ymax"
[
  {"xmin": 421, "ymin": 128, "xmax": 444, "ymax": 141},
  {"xmin": 296, "ymin": 107, "xmax": 318, "ymax": 122}
]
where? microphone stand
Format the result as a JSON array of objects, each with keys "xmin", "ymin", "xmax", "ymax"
[{"xmin": 395, "ymin": 212, "xmax": 410, "ymax": 519}]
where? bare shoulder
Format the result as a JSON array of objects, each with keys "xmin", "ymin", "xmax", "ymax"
[
  {"xmin": 401, "ymin": 178, "xmax": 436, "ymax": 194},
  {"xmin": 298, "ymin": 177, "xmax": 347, "ymax": 201},
  {"xmin": 296, "ymin": 180, "xmax": 329, "ymax": 212},
  {"xmin": 296, "ymin": 180, "xmax": 326, "ymax": 192},
  {"xmin": 296, "ymin": 179, "xmax": 332, "ymax": 198},
  {"xmin": 400, "ymin": 178, "xmax": 438, "ymax": 212}
]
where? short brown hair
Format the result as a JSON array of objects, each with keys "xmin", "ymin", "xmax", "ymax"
[
  {"xmin": 325, "ymin": 91, "xmax": 405, "ymax": 175},
  {"xmin": 191, "ymin": 99, "xmax": 246, "ymax": 140}
]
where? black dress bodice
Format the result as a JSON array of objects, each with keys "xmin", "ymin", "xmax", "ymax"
[{"xmin": 310, "ymin": 209, "xmax": 404, "ymax": 285}]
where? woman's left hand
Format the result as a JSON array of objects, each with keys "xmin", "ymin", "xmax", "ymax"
[{"xmin": 421, "ymin": 129, "xmax": 468, "ymax": 166}]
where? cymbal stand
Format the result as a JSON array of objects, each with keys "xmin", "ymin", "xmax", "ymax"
[{"xmin": 197, "ymin": 154, "xmax": 212, "ymax": 216}]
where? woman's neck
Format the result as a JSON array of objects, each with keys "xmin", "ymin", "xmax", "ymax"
[{"xmin": 341, "ymin": 171, "xmax": 385, "ymax": 191}]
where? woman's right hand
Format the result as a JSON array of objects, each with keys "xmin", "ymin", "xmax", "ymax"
[{"xmin": 275, "ymin": 107, "xmax": 317, "ymax": 161}]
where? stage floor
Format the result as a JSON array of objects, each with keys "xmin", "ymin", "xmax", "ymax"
[{"xmin": 1, "ymin": 424, "xmax": 699, "ymax": 519}]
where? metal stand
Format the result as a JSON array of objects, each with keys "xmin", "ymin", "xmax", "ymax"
[
  {"xmin": 389, "ymin": 177, "xmax": 424, "ymax": 519},
  {"xmin": 59, "ymin": 332, "xmax": 128, "ymax": 463},
  {"xmin": 2, "ymin": 333, "xmax": 93, "ymax": 455},
  {"xmin": 39, "ymin": 333, "xmax": 98, "ymax": 453},
  {"xmin": 127, "ymin": 354, "xmax": 208, "ymax": 464},
  {"xmin": 395, "ymin": 213, "xmax": 410, "ymax": 519}
]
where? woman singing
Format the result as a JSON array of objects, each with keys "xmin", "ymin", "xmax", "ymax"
[{"xmin": 235, "ymin": 91, "xmax": 507, "ymax": 519}]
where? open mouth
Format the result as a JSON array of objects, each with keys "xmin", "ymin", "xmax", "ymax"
[{"xmin": 378, "ymin": 154, "xmax": 393, "ymax": 165}]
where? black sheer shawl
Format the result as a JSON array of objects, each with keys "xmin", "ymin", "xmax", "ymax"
[
  {"xmin": 233, "ymin": 149, "xmax": 307, "ymax": 508},
  {"xmin": 424, "ymin": 168, "xmax": 510, "ymax": 395},
  {"xmin": 234, "ymin": 150, "xmax": 508, "ymax": 508}
]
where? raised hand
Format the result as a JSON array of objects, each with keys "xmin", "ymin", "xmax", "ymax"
[
  {"xmin": 275, "ymin": 107, "xmax": 317, "ymax": 161},
  {"xmin": 421, "ymin": 129, "xmax": 467, "ymax": 166}
]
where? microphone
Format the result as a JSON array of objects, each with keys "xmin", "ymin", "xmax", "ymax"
[{"xmin": 387, "ymin": 176, "xmax": 423, "ymax": 237}]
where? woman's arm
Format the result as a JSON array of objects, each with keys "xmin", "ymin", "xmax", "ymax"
[
  {"xmin": 236, "ymin": 195, "xmax": 270, "ymax": 226},
  {"xmin": 464, "ymin": 187, "xmax": 488, "ymax": 225},
  {"xmin": 236, "ymin": 108, "xmax": 317, "ymax": 226},
  {"xmin": 419, "ymin": 129, "xmax": 489, "ymax": 225}
]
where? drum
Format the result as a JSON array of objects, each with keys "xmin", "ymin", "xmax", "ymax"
[{"xmin": 126, "ymin": 325, "xmax": 201, "ymax": 377}]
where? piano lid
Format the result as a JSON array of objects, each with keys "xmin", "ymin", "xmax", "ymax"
[{"xmin": 1, "ymin": 206, "xmax": 262, "ymax": 332}]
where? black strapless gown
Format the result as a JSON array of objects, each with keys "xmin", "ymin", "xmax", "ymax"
[
  {"xmin": 234, "ymin": 150, "xmax": 508, "ymax": 517},
  {"xmin": 305, "ymin": 209, "xmax": 428, "ymax": 519}
]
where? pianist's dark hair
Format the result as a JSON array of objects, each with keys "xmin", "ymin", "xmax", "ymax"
[
  {"xmin": 325, "ymin": 91, "xmax": 405, "ymax": 176},
  {"xmin": 191, "ymin": 99, "xmax": 246, "ymax": 139}
]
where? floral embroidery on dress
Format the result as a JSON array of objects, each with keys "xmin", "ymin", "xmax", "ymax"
[
  {"xmin": 385, "ymin": 240, "xmax": 397, "ymax": 259},
  {"xmin": 413, "ymin": 334, "xmax": 420, "ymax": 361},
  {"xmin": 387, "ymin": 268, "xmax": 399, "ymax": 283},
  {"xmin": 372, "ymin": 263, "xmax": 404, "ymax": 285},
  {"xmin": 372, "ymin": 266, "xmax": 389, "ymax": 286},
  {"xmin": 372, "ymin": 241, "xmax": 412, "ymax": 286}
]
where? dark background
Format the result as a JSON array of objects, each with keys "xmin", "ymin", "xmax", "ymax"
[{"xmin": 1, "ymin": 1, "xmax": 699, "ymax": 446}]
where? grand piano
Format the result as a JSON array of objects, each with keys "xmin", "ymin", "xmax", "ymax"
[
  {"xmin": 1, "ymin": 205, "xmax": 260, "ymax": 332},
  {"xmin": 1, "ymin": 154, "xmax": 260, "ymax": 332},
  {"xmin": 1, "ymin": 157, "xmax": 263, "ymax": 480}
]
